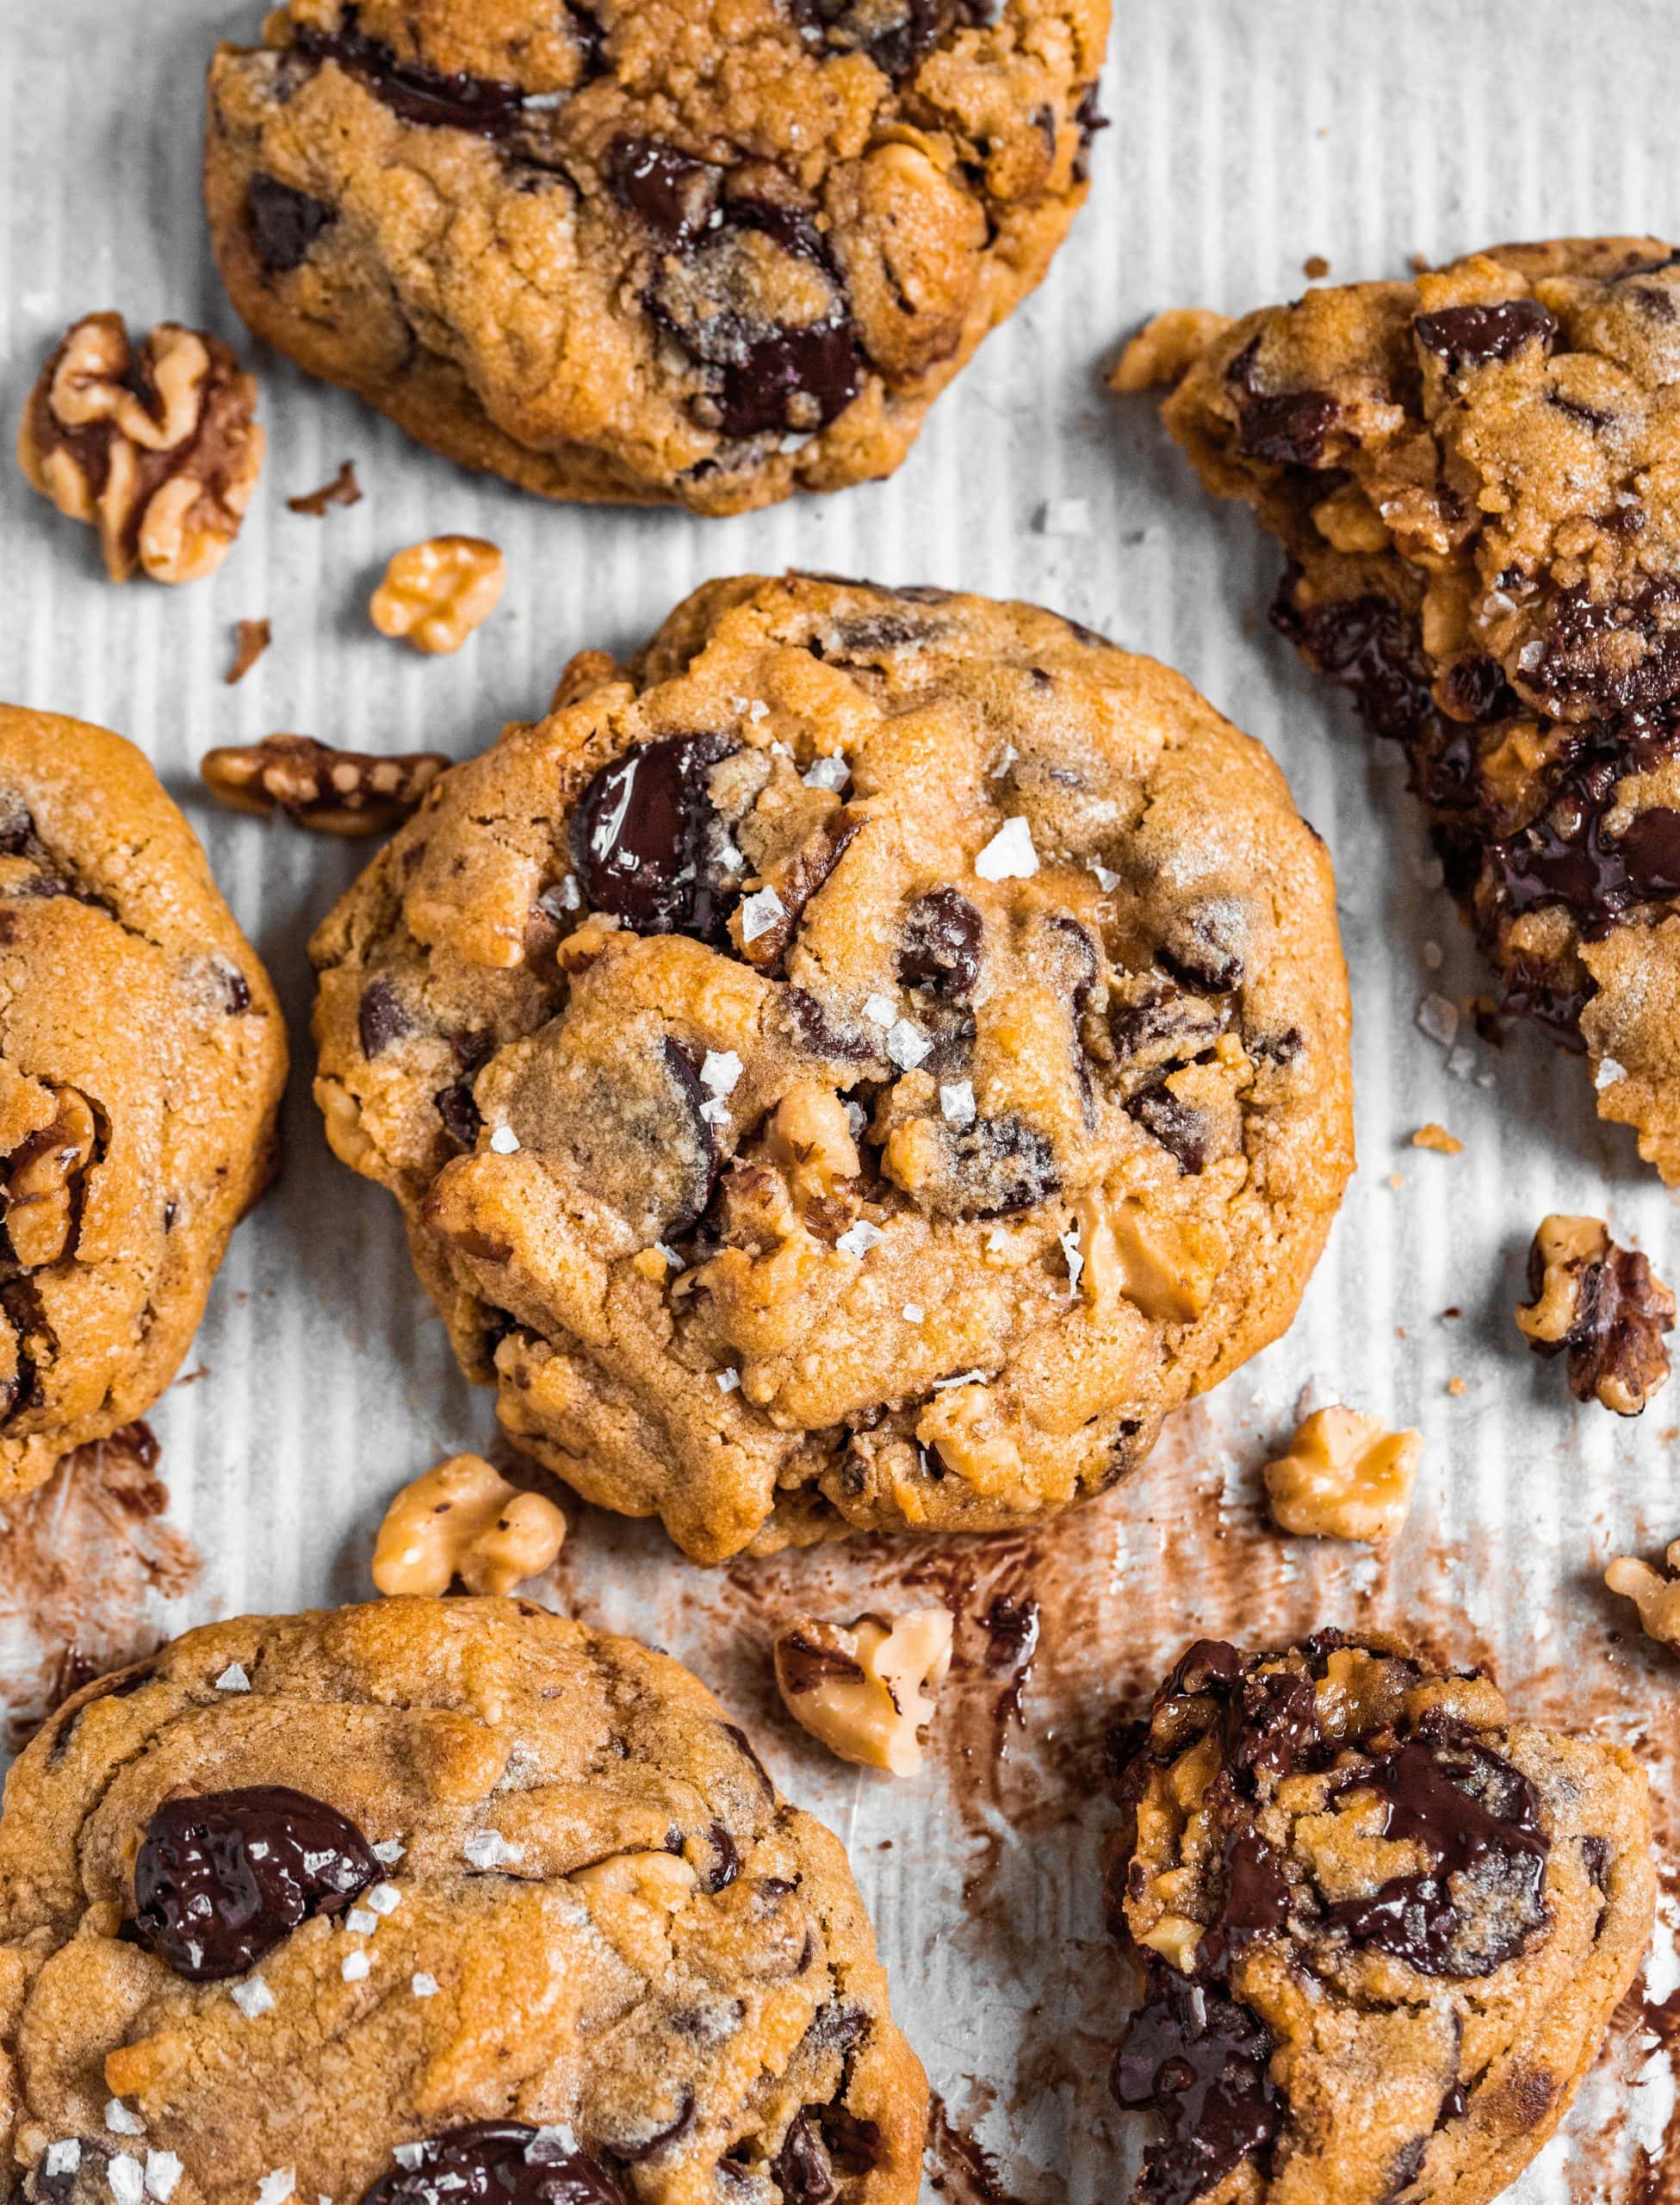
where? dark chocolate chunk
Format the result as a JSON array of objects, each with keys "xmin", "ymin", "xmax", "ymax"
[
  {"xmin": 1227, "ymin": 337, "xmax": 1340, "ymax": 466},
  {"xmin": 357, "ymin": 977, "xmax": 411, "ymax": 1059},
  {"xmin": 525, "ymin": 1035, "xmax": 718, "ymax": 1240},
  {"xmin": 784, "ymin": 0, "xmax": 989, "ymax": 82},
  {"xmin": 702, "ymin": 1821, "xmax": 741, "ymax": 1892},
  {"xmin": 917, "ymin": 1112, "xmax": 1058, "ymax": 1218},
  {"xmin": 1524, "ymin": 578, "xmax": 1680, "ymax": 721},
  {"xmin": 606, "ymin": 2093, "xmax": 697, "ymax": 2163},
  {"xmin": 1073, "ymin": 83, "xmax": 1107, "ymax": 182},
  {"xmin": 1125, "ymin": 1084, "xmax": 1207, "ymax": 1174},
  {"xmin": 293, "ymin": 12, "xmax": 525, "ymax": 135},
  {"xmin": 772, "ymin": 2113, "xmax": 835, "ymax": 2205},
  {"xmin": 571, "ymin": 732, "xmax": 739, "ymax": 941},
  {"xmin": 132, "ymin": 1785, "xmax": 377, "ymax": 1979},
  {"xmin": 1111, "ymin": 1963, "xmax": 1281, "ymax": 2205},
  {"xmin": 1413, "ymin": 298, "xmax": 1559, "ymax": 371},
  {"xmin": 604, "ymin": 136, "xmax": 722, "ymax": 246},
  {"xmin": 897, "ymin": 887, "xmax": 983, "ymax": 1000},
  {"xmin": 245, "ymin": 175, "xmax": 337, "ymax": 274},
  {"xmin": 360, "ymin": 2124, "xmax": 624, "ymax": 2205}
]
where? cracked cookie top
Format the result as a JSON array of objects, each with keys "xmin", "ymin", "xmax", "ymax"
[
  {"xmin": 1104, "ymin": 1634, "xmax": 1654, "ymax": 2205},
  {"xmin": 0, "ymin": 708, "xmax": 287, "ymax": 1501},
  {"xmin": 0, "ymin": 1597, "xmax": 927, "ymax": 2205},
  {"xmin": 1122, "ymin": 237, "xmax": 1680, "ymax": 1183},
  {"xmin": 203, "ymin": 0, "xmax": 1108, "ymax": 514},
  {"xmin": 309, "ymin": 573, "xmax": 1352, "ymax": 1562}
]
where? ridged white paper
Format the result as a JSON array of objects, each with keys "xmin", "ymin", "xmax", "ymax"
[{"xmin": 2, "ymin": 3, "xmax": 1677, "ymax": 2200}]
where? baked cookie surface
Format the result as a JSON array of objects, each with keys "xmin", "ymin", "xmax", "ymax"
[
  {"xmin": 1105, "ymin": 1634, "xmax": 1654, "ymax": 2205},
  {"xmin": 1122, "ymin": 238, "xmax": 1680, "ymax": 1182},
  {"xmin": 202, "ymin": 0, "xmax": 1108, "ymax": 516},
  {"xmin": 0, "ymin": 1598, "xmax": 927, "ymax": 2205},
  {"xmin": 310, "ymin": 573, "xmax": 1354, "ymax": 1562},
  {"xmin": 0, "ymin": 708, "xmax": 286, "ymax": 1501}
]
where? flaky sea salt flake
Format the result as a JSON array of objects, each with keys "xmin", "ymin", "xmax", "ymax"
[
  {"xmin": 803, "ymin": 754, "xmax": 849, "ymax": 792},
  {"xmin": 488, "ymin": 1125, "xmax": 520, "ymax": 1154},
  {"xmin": 368, "ymin": 1882, "xmax": 402, "ymax": 1915},
  {"xmin": 254, "ymin": 2172, "xmax": 295, "ymax": 2205},
  {"xmin": 975, "ymin": 817, "xmax": 1038, "ymax": 881},
  {"xmin": 886, "ymin": 1020, "xmax": 930, "ymax": 1070},
  {"xmin": 342, "ymin": 1950, "xmax": 370, "ymax": 1982},
  {"xmin": 109, "ymin": 2156, "xmax": 145, "ymax": 2205},
  {"xmin": 231, "ymin": 1976, "xmax": 275, "ymax": 2019},
  {"xmin": 1060, "ymin": 1228, "xmax": 1085, "ymax": 1298},
  {"xmin": 412, "ymin": 1972, "xmax": 439, "ymax": 1997},
  {"xmin": 45, "ymin": 2144, "xmax": 81, "ymax": 2179},
  {"xmin": 700, "ymin": 1050, "xmax": 742, "ymax": 1095},
  {"xmin": 1415, "ymin": 993, "xmax": 1460, "ymax": 1049},
  {"xmin": 716, "ymin": 1367, "xmax": 741, "ymax": 1393},
  {"xmin": 345, "ymin": 1909, "xmax": 378, "ymax": 1935},
  {"xmin": 145, "ymin": 2153, "xmax": 183, "ymax": 2203},
  {"xmin": 1596, "ymin": 1057, "xmax": 1627, "ymax": 1090},
  {"xmin": 940, "ymin": 1079, "xmax": 976, "ymax": 1127},
  {"xmin": 463, "ymin": 1829, "xmax": 523, "ymax": 1870},
  {"xmin": 740, "ymin": 886, "xmax": 785, "ymax": 944},
  {"xmin": 215, "ymin": 1662, "xmax": 250, "ymax": 1693},
  {"xmin": 933, "ymin": 1368, "xmax": 989, "ymax": 1391},
  {"xmin": 836, "ymin": 1221, "xmax": 883, "ymax": 1258},
  {"xmin": 372, "ymin": 1838, "xmax": 406, "ymax": 1866},
  {"xmin": 106, "ymin": 2101, "xmax": 145, "ymax": 2137}
]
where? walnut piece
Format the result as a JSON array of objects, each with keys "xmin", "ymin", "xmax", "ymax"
[
  {"xmin": 1516, "ymin": 1214, "xmax": 1675, "ymax": 1415},
  {"xmin": 772, "ymin": 1609, "xmax": 953, "ymax": 1777},
  {"xmin": 371, "ymin": 1453, "xmax": 565, "ymax": 1597},
  {"xmin": 1263, "ymin": 1405, "xmax": 1422, "ymax": 1542},
  {"xmin": 768, "ymin": 1083, "xmax": 859, "ymax": 1208},
  {"xmin": 1605, "ymin": 1539, "xmax": 1680, "ymax": 1655},
  {"xmin": 18, "ymin": 312, "xmax": 263, "ymax": 584},
  {"xmin": 3, "ymin": 1086, "xmax": 97, "ymax": 1270},
  {"xmin": 369, "ymin": 535, "xmax": 505, "ymax": 654},
  {"xmin": 201, "ymin": 734, "xmax": 449, "ymax": 837}
]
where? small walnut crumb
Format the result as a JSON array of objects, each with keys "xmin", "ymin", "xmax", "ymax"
[
  {"xmin": 18, "ymin": 311, "xmax": 263, "ymax": 583},
  {"xmin": 372, "ymin": 1454, "xmax": 565, "ymax": 1597},
  {"xmin": 201, "ymin": 734, "xmax": 449, "ymax": 837},
  {"xmin": 1605, "ymin": 1540, "xmax": 1680, "ymax": 1655},
  {"xmin": 286, "ymin": 461, "xmax": 362, "ymax": 516},
  {"xmin": 1263, "ymin": 1406, "xmax": 1422, "ymax": 1543},
  {"xmin": 1386, "ymin": 1171, "xmax": 1405, "ymax": 1189},
  {"xmin": 226, "ymin": 618, "xmax": 271, "ymax": 686},
  {"xmin": 1516, "ymin": 1214, "xmax": 1675, "ymax": 1416},
  {"xmin": 768, "ymin": 1083, "xmax": 859, "ymax": 1209},
  {"xmin": 3, "ymin": 1086, "xmax": 97, "ymax": 1268},
  {"xmin": 772, "ymin": 1610, "xmax": 953, "ymax": 1777},
  {"xmin": 1303, "ymin": 254, "xmax": 1331, "ymax": 280},
  {"xmin": 369, "ymin": 536, "xmax": 505, "ymax": 655},
  {"xmin": 1411, "ymin": 1122, "xmax": 1463, "ymax": 1154},
  {"xmin": 1110, "ymin": 307, "xmax": 1231, "ymax": 393},
  {"xmin": 1447, "ymin": 1375, "xmax": 1467, "ymax": 1397}
]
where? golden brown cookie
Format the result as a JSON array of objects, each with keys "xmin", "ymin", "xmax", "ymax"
[
  {"xmin": 0, "ymin": 1597, "xmax": 927, "ymax": 2205},
  {"xmin": 1118, "ymin": 237, "xmax": 1680, "ymax": 1183},
  {"xmin": 1105, "ymin": 1634, "xmax": 1654, "ymax": 2205},
  {"xmin": 202, "ymin": 0, "xmax": 1109, "ymax": 514},
  {"xmin": 310, "ymin": 573, "xmax": 1354, "ymax": 1562},
  {"xmin": 0, "ymin": 708, "xmax": 287, "ymax": 1501}
]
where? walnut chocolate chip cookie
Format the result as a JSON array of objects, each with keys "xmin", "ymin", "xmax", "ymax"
[
  {"xmin": 1117, "ymin": 238, "xmax": 1680, "ymax": 1183},
  {"xmin": 310, "ymin": 573, "xmax": 1353, "ymax": 1562},
  {"xmin": 0, "ymin": 708, "xmax": 287, "ymax": 1502},
  {"xmin": 202, "ymin": 0, "xmax": 1107, "ymax": 516},
  {"xmin": 0, "ymin": 1597, "xmax": 927, "ymax": 2205},
  {"xmin": 1106, "ymin": 1635, "xmax": 1654, "ymax": 2205}
]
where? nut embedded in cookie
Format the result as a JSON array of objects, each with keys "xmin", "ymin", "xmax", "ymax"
[
  {"xmin": 369, "ymin": 536, "xmax": 506, "ymax": 655},
  {"xmin": 772, "ymin": 1610, "xmax": 953, "ymax": 1776},
  {"xmin": 1516, "ymin": 1212, "xmax": 1675, "ymax": 1414},
  {"xmin": 1117, "ymin": 238, "xmax": 1680, "ymax": 1184},
  {"xmin": 1, "ymin": 1598, "xmax": 930, "ymax": 2205},
  {"xmin": 18, "ymin": 310, "xmax": 263, "ymax": 583},
  {"xmin": 1262, "ymin": 1404, "xmax": 1421, "ymax": 1542},
  {"xmin": 372, "ymin": 1453, "xmax": 566, "ymax": 1596},
  {"xmin": 1105, "ymin": 1634, "xmax": 1654, "ymax": 2205}
]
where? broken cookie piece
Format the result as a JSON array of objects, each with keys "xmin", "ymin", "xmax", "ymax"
[
  {"xmin": 1605, "ymin": 1538, "xmax": 1680, "ymax": 1656},
  {"xmin": 1106, "ymin": 1634, "xmax": 1654, "ymax": 2205},
  {"xmin": 371, "ymin": 1453, "xmax": 566, "ymax": 1596},
  {"xmin": 1262, "ymin": 1405, "xmax": 1421, "ymax": 1542},
  {"xmin": 1516, "ymin": 1213, "xmax": 1674, "ymax": 1414},
  {"xmin": 1118, "ymin": 238, "xmax": 1680, "ymax": 1184},
  {"xmin": 772, "ymin": 1610, "xmax": 953, "ymax": 1777}
]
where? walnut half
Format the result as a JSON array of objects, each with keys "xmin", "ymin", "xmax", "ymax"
[
  {"xmin": 201, "ymin": 735, "xmax": 450, "ymax": 837},
  {"xmin": 18, "ymin": 313, "xmax": 263, "ymax": 584},
  {"xmin": 371, "ymin": 1454, "xmax": 566, "ymax": 1597},
  {"xmin": 1516, "ymin": 1214, "xmax": 1675, "ymax": 1416},
  {"xmin": 772, "ymin": 1610, "xmax": 953, "ymax": 1777},
  {"xmin": 3, "ymin": 1086, "xmax": 97, "ymax": 1270},
  {"xmin": 1605, "ymin": 1539, "xmax": 1680, "ymax": 1656},
  {"xmin": 1263, "ymin": 1405, "xmax": 1422, "ymax": 1542}
]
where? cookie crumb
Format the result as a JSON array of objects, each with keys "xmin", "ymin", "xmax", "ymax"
[
  {"xmin": 287, "ymin": 462, "xmax": 362, "ymax": 516},
  {"xmin": 1447, "ymin": 1375, "xmax": 1467, "ymax": 1396},
  {"xmin": 1303, "ymin": 254, "xmax": 1330, "ymax": 280},
  {"xmin": 1415, "ymin": 992, "xmax": 1460, "ymax": 1048},
  {"xmin": 1411, "ymin": 1123, "xmax": 1463, "ymax": 1154},
  {"xmin": 226, "ymin": 618, "xmax": 271, "ymax": 685},
  {"xmin": 1386, "ymin": 1171, "xmax": 1405, "ymax": 1189}
]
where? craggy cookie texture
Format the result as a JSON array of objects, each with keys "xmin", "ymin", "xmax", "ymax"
[
  {"xmin": 0, "ymin": 1598, "xmax": 927, "ymax": 2205},
  {"xmin": 0, "ymin": 709, "xmax": 286, "ymax": 1502},
  {"xmin": 311, "ymin": 574, "xmax": 1353, "ymax": 1562},
  {"xmin": 1120, "ymin": 238, "xmax": 1680, "ymax": 1183},
  {"xmin": 203, "ymin": 0, "xmax": 1107, "ymax": 514},
  {"xmin": 1105, "ymin": 1636, "xmax": 1653, "ymax": 2205}
]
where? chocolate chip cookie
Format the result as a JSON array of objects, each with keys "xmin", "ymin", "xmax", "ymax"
[
  {"xmin": 0, "ymin": 1597, "xmax": 927, "ymax": 2205},
  {"xmin": 1118, "ymin": 238, "xmax": 1680, "ymax": 1183},
  {"xmin": 202, "ymin": 0, "xmax": 1108, "ymax": 516},
  {"xmin": 1106, "ymin": 1635, "xmax": 1654, "ymax": 2205},
  {"xmin": 310, "ymin": 573, "xmax": 1353, "ymax": 1562},
  {"xmin": 0, "ymin": 708, "xmax": 287, "ymax": 1502}
]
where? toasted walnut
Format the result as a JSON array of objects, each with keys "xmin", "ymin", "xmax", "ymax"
[
  {"xmin": 571, "ymin": 1850, "xmax": 697, "ymax": 1909},
  {"xmin": 1516, "ymin": 1214, "xmax": 1675, "ymax": 1415},
  {"xmin": 1263, "ymin": 1405, "xmax": 1422, "ymax": 1542},
  {"xmin": 369, "ymin": 536, "xmax": 505, "ymax": 654},
  {"xmin": 1108, "ymin": 1199, "xmax": 1221, "ymax": 1322},
  {"xmin": 3, "ymin": 1087, "xmax": 97, "ymax": 1269},
  {"xmin": 1605, "ymin": 1539, "xmax": 1680, "ymax": 1655},
  {"xmin": 773, "ymin": 1610, "xmax": 953, "ymax": 1777},
  {"xmin": 371, "ymin": 1453, "xmax": 566, "ymax": 1597},
  {"xmin": 201, "ymin": 734, "xmax": 450, "ymax": 837},
  {"xmin": 1410, "ymin": 1121, "xmax": 1463, "ymax": 1154},
  {"xmin": 768, "ymin": 1083, "xmax": 859, "ymax": 1208},
  {"xmin": 18, "ymin": 312, "xmax": 263, "ymax": 584}
]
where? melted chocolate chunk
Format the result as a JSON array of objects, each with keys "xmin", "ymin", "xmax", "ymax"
[
  {"xmin": 1324, "ymin": 1731, "xmax": 1549, "ymax": 1976},
  {"xmin": 1485, "ymin": 733, "xmax": 1680, "ymax": 937},
  {"xmin": 1111, "ymin": 1964, "xmax": 1281, "ymax": 2205},
  {"xmin": 357, "ymin": 977, "xmax": 411, "ymax": 1059},
  {"xmin": 1131, "ymin": 1643, "xmax": 1321, "ymax": 1798},
  {"xmin": 132, "ymin": 1786, "xmax": 377, "ymax": 1979},
  {"xmin": 1227, "ymin": 338, "xmax": 1340, "ymax": 467},
  {"xmin": 1110, "ymin": 987, "xmax": 1223, "ymax": 1068},
  {"xmin": 703, "ymin": 1821, "xmax": 741, "ymax": 1891},
  {"xmin": 1073, "ymin": 83, "xmax": 1108, "ymax": 182},
  {"xmin": 360, "ymin": 2124, "xmax": 624, "ymax": 2205},
  {"xmin": 294, "ymin": 10, "xmax": 525, "ymax": 135},
  {"xmin": 928, "ymin": 1112, "xmax": 1058, "ymax": 1218},
  {"xmin": 897, "ymin": 886, "xmax": 983, "ymax": 999},
  {"xmin": 571, "ymin": 732, "xmax": 739, "ymax": 941},
  {"xmin": 1125, "ymin": 1084, "xmax": 1207, "ymax": 1174},
  {"xmin": 785, "ymin": 0, "xmax": 989, "ymax": 81},
  {"xmin": 1413, "ymin": 298, "xmax": 1559, "ymax": 371},
  {"xmin": 772, "ymin": 2112, "xmax": 836, "ymax": 2205},
  {"xmin": 1273, "ymin": 581, "xmax": 1441, "ymax": 751},
  {"xmin": 608, "ymin": 2094, "xmax": 696, "ymax": 2163},
  {"xmin": 1440, "ymin": 654, "xmax": 1518, "ymax": 725},
  {"xmin": 1157, "ymin": 928, "xmax": 1243, "ymax": 996},
  {"xmin": 245, "ymin": 175, "xmax": 337, "ymax": 274},
  {"xmin": 605, "ymin": 136, "xmax": 721, "ymax": 246},
  {"xmin": 530, "ymin": 1036, "xmax": 719, "ymax": 1241},
  {"xmin": 782, "ymin": 986, "xmax": 877, "ymax": 1065},
  {"xmin": 1527, "ymin": 578, "xmax": 1680, "ymax": 720},
  {"xmin": 817, "ymin": 2109, "xmax": 880, "ymax": 2177}
]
